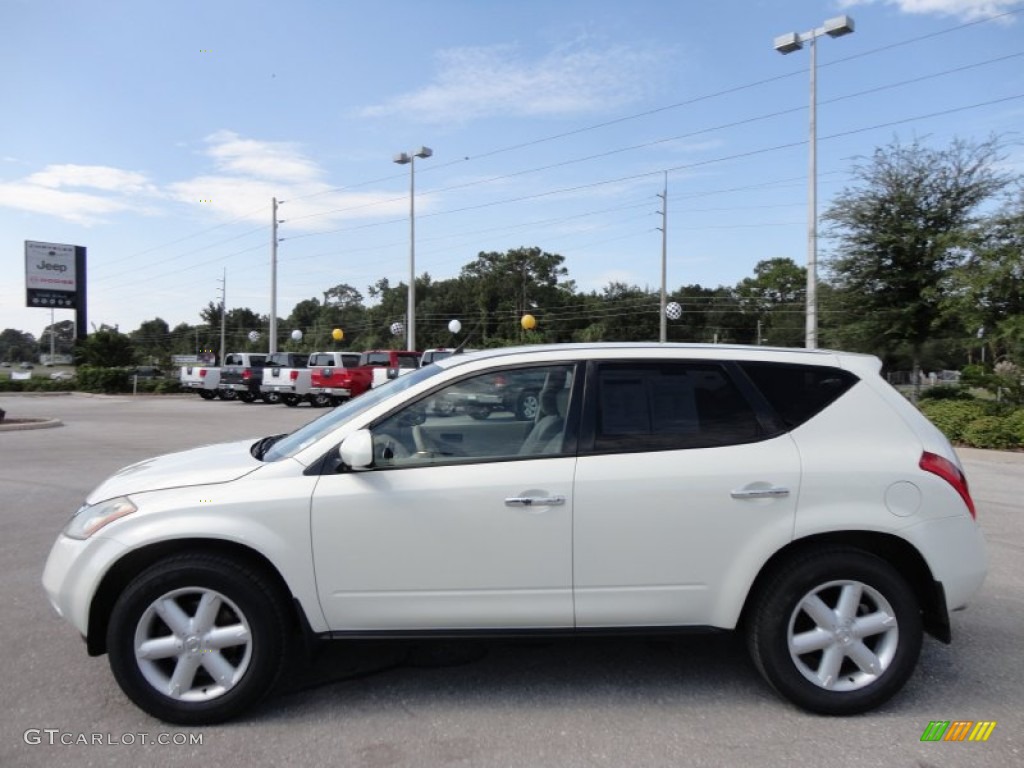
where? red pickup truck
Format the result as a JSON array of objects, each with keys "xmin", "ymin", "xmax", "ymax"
[{"xmin": 308, "ymin": 350, "xmax": 421, "ymax": 406}]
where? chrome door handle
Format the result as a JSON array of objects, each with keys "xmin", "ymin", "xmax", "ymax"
[
  {"xmin": 505, "ymin": 495, "xmax": 565, "ymax": 507},
  {"xmin": 730, "ymin": 487, "xmax": 790, "ymax": 499}
]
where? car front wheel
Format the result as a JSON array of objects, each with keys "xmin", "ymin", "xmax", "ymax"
[
  {"xmin": 261, "ymin": 391, "xmax": 281, "ymax": 405},
  {"xmin": 746, "ymin": 549, "xmax": 922, "ymax": 715},
  {"xmin": 106, "ymin": 554, "xmax": 289, "ymax": 724}
]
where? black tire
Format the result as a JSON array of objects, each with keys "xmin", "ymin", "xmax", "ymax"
[
  {"xmin": 515, "ymin": 390, "xmax": 540, "ymax": 421},
  {"xmin": 746, "ymin": 548, "xmax": 922, "ymax": 715},
  {"xmin": 467, "ymin": 406, "xmax": 490, "ymax": 421},
  {"xmin": 261, "ymin": 391, "xmax": 282, "ymax": 405},
  {"xmin": 310, "ymin": 393, "xmax": 332, "ymax": 408},
  {"xmin": 282, "ymin": 394, "xmax": 300, "ymax": 407},
  {"xmin": 217, "ymin": 389, "xmax": 237, "ymax": 401},
  {"xmin": 198, "ymin": 391, "xmax": 216, "ymax": 401},
  {"xmin": 237, "ymin": 392, "xmax": 256, "ymax": 403},
  {"xmin": 106, "ymin": 553, "xmax": 289, "ymax": 725}
]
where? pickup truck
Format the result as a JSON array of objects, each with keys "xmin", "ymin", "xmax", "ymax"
[
  {"xmin": 306, "ymin": 351, "xmax": 362, "ymax": 407},
  {"xmin": 308, "ymin": 349, "xmax": 420, "ymax": 406},
  {"xmin": 260, "ymin": 352, "xmax": 313, "ymax": 407},
  {"xmin": 179, "ymin": 363, "xmax": 222, "ymax": 400},
  {"xmin": 218, "ymin": 352, "xmax": 269, "ymax": 403}
]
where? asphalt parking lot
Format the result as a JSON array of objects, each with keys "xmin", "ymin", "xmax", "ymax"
[{"xmin": 1, "ymin": 393, "xmax": 1021, "ymax": 768}]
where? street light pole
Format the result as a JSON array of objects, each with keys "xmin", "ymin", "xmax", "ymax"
[
  {"xmin": 393, "ymin": 146, "xmax": 433, "ymax": 352},
  {"xmin": 774, "ymin": 15, "xmax": 855, "ymax": 350}
]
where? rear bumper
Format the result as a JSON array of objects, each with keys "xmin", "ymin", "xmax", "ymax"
[{"xmin": 309, "ymin": 386, "xmax": 352, "ymax": 397}]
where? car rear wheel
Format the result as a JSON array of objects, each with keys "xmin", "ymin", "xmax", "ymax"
[
  {"xmin": 310, "ymin": 393, "xmax": 332, "ymax": 408},
  {"xmin": 217, "ymin": 389, "xmax": 236, "ymax": 401},
  {"xmin": 106, "ymin": 554, "xmax": 289, "ymax": 724},
  {"xmin": 282, "ymin": 394, "xmax": 301, "ymax": 407},
  {"xmin": 261, "ymin": 391, "xmax": 281, "ymax": 405},
  {"xmin": 746, "ymin": 549, "xmax": 922, "ymax": 715},
  {"xmin": 237, "ymin": 392, "xmax": 256, "ymax": 403},
  {"xmin": 467, "ymin": 406, "xmax": 490, "ymax": 420},
  {"xmin": 198, "ymin": 391, "xmax": 216, "ymax": 400}
]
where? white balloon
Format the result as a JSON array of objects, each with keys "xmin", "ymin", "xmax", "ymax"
[
  {"xmin": 291, "ymin": 329, "xmax": 303, "ymax": 341},
  {"xmin": 448, "ymin": 319, "xmax": 462, "ymax": 334}
]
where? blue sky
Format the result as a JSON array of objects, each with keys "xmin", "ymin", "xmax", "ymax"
[{"xmin": 2, "ymin": 0, "xmax": 1022, "ymax": 341}]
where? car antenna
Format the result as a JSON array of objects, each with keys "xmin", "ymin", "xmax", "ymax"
[{"xmin": 453, "ymin": 320, "xmax": 483, "ymax": 354}]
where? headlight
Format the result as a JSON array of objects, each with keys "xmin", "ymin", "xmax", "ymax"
[{"xmin": 64, "ymin": 497, "xmax": 137, "ymax": 539}]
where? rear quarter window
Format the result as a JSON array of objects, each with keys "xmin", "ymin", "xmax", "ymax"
[{"xmin": 739, "ymin": 362, "xmax": 859, "ymax": 429}]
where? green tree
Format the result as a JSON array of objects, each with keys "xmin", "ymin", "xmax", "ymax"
[
  {"xmin": 74, "ymin": 329, "xmax": 137, "ymax": 367},
  {"xmin": 130, "ymin": 318, "xmax": 171, "ymax": 364},
  {"xmin": 736, "ymin": 258, "xmax": 806, "ymax": 347},
  {"xmin": 946, "ymin": 186, "xmax": 1024, "ymax": 363},
  {"xmin": 0, "ymin": 328, "xmax": 38, "ymax": 362},
  {"xmin": 823, "ymin": 136, "xmax": 1010, "ymax": 383}
]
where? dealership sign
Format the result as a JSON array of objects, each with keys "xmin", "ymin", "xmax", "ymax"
[{"xmin": 26, "ymin": 240, "xmax": 78, "ymax": 308}]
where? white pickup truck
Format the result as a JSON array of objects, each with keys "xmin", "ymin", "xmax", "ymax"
[
  {"xmin": 260, "ymin": 352, "xmax": 313, "ymax": 406},
  {"xmin": 179, "ymin": 363, "xmax": 225, "ymax": 400}
]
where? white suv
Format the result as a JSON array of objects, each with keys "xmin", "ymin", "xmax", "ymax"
[{"xmin": 42, "ymin": 344, "xmax": 987, "ymax": 723}]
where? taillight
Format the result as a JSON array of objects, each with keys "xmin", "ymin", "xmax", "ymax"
[
  {"xmin": 199, "ymin": 369, "xmax": 207, "ymax": 378},
  {"xmin": 289, "ymin": 370, "xmax": 299, "ymax": 381},
  {"xmin": 242, "ymin": 368, "xmax": 251, "ymax": 381},
  {"xmin": 920, "ymin": 451, "xmax": 976, "ymax": 519}
]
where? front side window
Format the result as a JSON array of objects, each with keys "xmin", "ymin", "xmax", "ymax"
[
  {"xmin": 370, "ymin": 364, "xmax": 575, "ymax": 467},
  {"xmin": 590, "ymin": 362, "xmax": 761, "ymax": 452}
]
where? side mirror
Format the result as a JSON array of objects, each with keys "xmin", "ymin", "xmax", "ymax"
[
  {"xmin": 338, "ymin": 429, "xmax": 374, "ymax": 470},
  {"xmin": 386, "ymin": 367, "xmax": 399, "ymax": 380}
]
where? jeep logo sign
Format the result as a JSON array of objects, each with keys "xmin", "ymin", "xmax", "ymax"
[{"xmin": 26, "ymin": 241, "xmax": 76, "ymax": 292}]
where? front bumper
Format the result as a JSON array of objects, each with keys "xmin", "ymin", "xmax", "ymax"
[{"xmin": 43, "ymin": 533, "xmax": 130, "ymax": 640}]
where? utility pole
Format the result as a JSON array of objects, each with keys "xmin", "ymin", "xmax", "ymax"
[
  {"xmin": 270, "ymin": 198, "xmax": 279, "ymax": 354},
  {"xmin": 656, "ymin": 172, "xmax": 668, "ymax": 343},
  {"xmin": 218, "ymin": 269, "xmax": 227, "ymax": 366}
]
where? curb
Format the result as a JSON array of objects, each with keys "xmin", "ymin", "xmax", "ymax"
[{"xmin": 0, "ymin": 418, "xmax": 63, "ymax": 432}]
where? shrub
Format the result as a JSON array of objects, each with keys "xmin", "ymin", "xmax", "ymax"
[
  {"xmin": 961, "ymin": 416, "xmax": 1020, "ymax": 450},
  {"xmin": 919, "ymin": 386, "xmax": 974, "ymax": 401},
  {"xmin": 918, "ymin": 399, "xmax": 991, "ymax": 443},
  {"xmin": 76, "ymin": 366, "xmax": 132, "ymax": 393},
  {"xmin": 1006, "ymin": 410, "xmax": 1024, "ymax": 446}
]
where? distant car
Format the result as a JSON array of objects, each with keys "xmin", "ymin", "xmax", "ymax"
[
  {"xmin": 444, "ymin": 368, "xmax": 547, "ymax": 420},
  {"xmin": 19, "ymin": 362, "xmax": 34, "ymax": 370},
  {"xmin": 49, "ymin": 371, "xmax": 74, "ymax": 381},
  {"xmin": 0, "ymin": 362, "xmax": 10, "ymax": 368},
  {"xmin": 131, "ymin": 366, "xmax": 164, "ymax": 379},
  {"xmin": 43, "ymin": 343, "xmax": 988, "ymax": 723}
]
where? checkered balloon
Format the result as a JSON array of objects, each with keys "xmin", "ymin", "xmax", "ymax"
[
  {"xmin": 390, "ymin": 321, "xmax": 404, "ymax": 337},
  {"xmin": 665, "ymin": 302, "xmax": 683, "ymax": 320}
]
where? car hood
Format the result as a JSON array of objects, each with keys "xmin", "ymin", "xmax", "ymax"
[{"xmin": 87, "ymin": 439, "xmax": 264, "ymax": 503}]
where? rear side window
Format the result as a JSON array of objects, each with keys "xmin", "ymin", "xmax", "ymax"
[
  {"xmin": 739, "ymin": 362, "xmax": 859, "ymax": 429},
  {"xmin": 591, "ymin": 362, "xmax": 762, "ymax": 452}
]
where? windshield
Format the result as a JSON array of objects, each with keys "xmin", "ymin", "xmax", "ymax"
[{"xmin": 262, "ymin": 364, "xmax": 444, "ymax": 462}]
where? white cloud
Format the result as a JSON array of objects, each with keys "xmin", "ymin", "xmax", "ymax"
[
  {"xmin": 0, "ymin": 180, "xmax": 133, "ymax": 224},
  {"xmin": 25, "ymin": 164, "xmax": 156, "ymax": 193},
  {"xmin": 358, "ymin": 41, "xmax": 666, "ymax": 124},
  {"xmin": 0, "ymin": 163, "xmax": 158, "ymax": 224},
  {"xmin": 839, "ymin": 0, "xmax": 1018, "ymax": 21},
  {"xmin": 203, "ymin": 130, "xmax": 323, "ymax": 183}
]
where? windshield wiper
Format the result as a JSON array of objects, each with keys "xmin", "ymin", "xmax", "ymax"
[{"xmin": 251, "ymin": 433, "xmax": 286, "ymax": 460}]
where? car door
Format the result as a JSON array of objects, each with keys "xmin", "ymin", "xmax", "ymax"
[
  {"xmin": 310, "ymin": 363, "xmax": 578, "ymax": 632},
  {"xmin": 572, "ymin": 360, "xmax": 800, "ymax": 628}
]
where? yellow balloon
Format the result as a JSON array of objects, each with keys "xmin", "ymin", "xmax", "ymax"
[
  {"xmin": 521, "ymin": 314, "xmax": 536, "ymax": 331},
  {"xmin": 332, "ymin": 328, "xmax": 344, "ymax": 341}
]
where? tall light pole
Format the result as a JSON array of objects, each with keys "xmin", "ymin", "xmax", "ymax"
[
  {"xmin": 393, "ymin": 146, "xmax": 433, "ymax": 351},
  {"xmin": 774, "ymin": 15, "xmax": 855, "ymax": 349}
]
